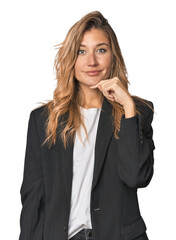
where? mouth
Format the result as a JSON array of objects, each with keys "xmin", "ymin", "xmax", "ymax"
[{"xmin": 85, "ymin": 70, "xmax": 102, "ymax": 76}]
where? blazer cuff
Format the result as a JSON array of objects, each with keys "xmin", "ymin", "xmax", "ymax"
[{"xmin": 120, "ymin": 113, "xmax": 142, "ymax": 134}]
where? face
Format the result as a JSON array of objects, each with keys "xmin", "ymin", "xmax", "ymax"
[{"xmin": 74, "ymin": 28, "xmax": 112, "ymax": 89}]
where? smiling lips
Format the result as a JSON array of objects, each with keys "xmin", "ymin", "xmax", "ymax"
[{"xmin": 85, "ymin": 70, "xmax": 102, "ymax": 76}]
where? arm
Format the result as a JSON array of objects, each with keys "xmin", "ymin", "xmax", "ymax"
[
  {"xmin": 19, "ymin": 110, "xmax": 45, "ymax": 240},
  {"xmin": 117, "ymin": 101, "xmax": 155, "ymax": 188}
]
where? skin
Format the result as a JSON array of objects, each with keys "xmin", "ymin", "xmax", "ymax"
[{"xmin": 74, "ymin": 28, "xmax": 136, "ymax": 118}]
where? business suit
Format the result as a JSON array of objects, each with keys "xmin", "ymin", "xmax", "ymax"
[{"xmin": 19, "ymin": 96, "xmax": 155, "ymax": 240}]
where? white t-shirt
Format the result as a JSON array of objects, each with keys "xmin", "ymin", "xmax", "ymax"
[{"xmin": 67, "ymin": 106, "xmax": 101, "ymax": 239}]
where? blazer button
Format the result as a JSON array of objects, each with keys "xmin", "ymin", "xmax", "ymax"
[
  {"xmin": 64, "ymin": 225, "xmax": 67, "ymax": 231},
  {"xmin": 88, "ymin": 231, "xmax": 92, "ymax": 237},
  {"xmin": 94, "ymin": 207, "xmax": 100, "ymax": 211}
]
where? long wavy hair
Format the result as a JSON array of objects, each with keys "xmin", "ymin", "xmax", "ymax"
[{"xmin": 35, "ymin": 10, "xmax": 154, "ymax": 150}]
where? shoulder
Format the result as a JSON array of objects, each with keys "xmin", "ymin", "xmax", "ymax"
[
  {"xmin": 133, "ymin": 97, "xmax": 154, "ymax": 127},
  {"xmin": 133, "ymin": 97, "xmax": 154, "ymax": 115},
  {"xmin": 133, "ymin": 97, "xmax": 153, "ymax": 111},
  {"xmin": 31, "ymin": 105, "xmax": 48, "ymax": 119},
  {"xmin": 29, "ymin": 105, "xmax": 49, "ymax": 133}
]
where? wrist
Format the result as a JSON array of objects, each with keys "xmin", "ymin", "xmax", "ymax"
[{"xmin": 123, "ymin": 101, "xmax": 136, "ymax": 118}]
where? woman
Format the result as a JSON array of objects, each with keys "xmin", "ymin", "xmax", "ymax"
[{"xmin": 19, "ymin": 11, "xmax": 155, "ymax": 240}]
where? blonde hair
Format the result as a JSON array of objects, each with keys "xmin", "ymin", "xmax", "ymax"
[{"xmin": 35, "ymin": 11, "xmax": 154, "ymax": 150}]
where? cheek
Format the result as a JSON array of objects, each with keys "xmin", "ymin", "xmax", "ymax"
[
  {"xmin": 75, "ymin": 59, "xmax": 83, "ymax": 74},
  {"xmin": 103, "ymin": 61, "xmax": 112, "ymax": 72},
  {"xmin": 74, "ymin": 62, "xmax": 80, "ymax": 77},
  {"xmin": 101, "ymin": 55, "xmax": 112, "ymax": 68}
]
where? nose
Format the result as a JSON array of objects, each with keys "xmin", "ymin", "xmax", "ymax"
[{"xmin": 87, "ymin": 53, "xmax": 98, "ymax": 67}]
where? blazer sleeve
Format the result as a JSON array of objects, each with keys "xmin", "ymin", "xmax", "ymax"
[
  {"xmin": 19, "ymin": 110, "xmax": 45, "ymax": 240},
  {"xmin": 117, "ymin": 101, "xmax": 155, "ymax": 188}
]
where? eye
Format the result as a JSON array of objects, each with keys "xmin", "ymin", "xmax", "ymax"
[
  {"xmin": 77, "ymin": 50, "xmax": 85, "ymax": 55},
  {"xmin": 77, "ymin": 48, "xmax": 107, "ymax": 55},
  {"xmin": 98, "ymin": 48, "xmax": 107, "ymax": 53}
]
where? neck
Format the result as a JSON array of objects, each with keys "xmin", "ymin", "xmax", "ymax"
[{"xmin": 77, "ymin": 86, "xmax": 104, "ymax": 109}]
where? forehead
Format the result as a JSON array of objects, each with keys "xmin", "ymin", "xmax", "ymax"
[{"xmin": 80, "ymin": 28, "xmax": 109, "ymax": 45}]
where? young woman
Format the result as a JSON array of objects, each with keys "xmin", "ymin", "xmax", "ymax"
[{"xmin": 19, "ymin": 11, "xmax": 155, "ymax": 240}]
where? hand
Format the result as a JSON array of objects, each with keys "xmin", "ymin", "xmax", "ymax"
[{"xmin": 89, "ymin": 77, "xmax": 134, "ymax": 107}]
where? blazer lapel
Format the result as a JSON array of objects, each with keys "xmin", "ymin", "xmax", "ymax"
[
  {"xmin": 56, "ymin": 97, "xmax": 114, "ymax": 209},
  {"xmin": 91, "ymin": 97, "xmax": 114, "ymax": 191}
]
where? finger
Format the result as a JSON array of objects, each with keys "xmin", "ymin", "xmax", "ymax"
[
  {"xmin": 90, "ymin": 85, "xmax": 97, "ymax": 89},
  {"xmin": 107, "ymin": 94, "xmax": 114, "ymax": 100},
  {"xmin": 107, "ymin": 95, "xmax": 114, "ymax": 101},
  {"xmin": 89, "ymin": 81, "xmax": 102, "ymax": 89},
  {"xmin": 90, "ymin": 84, "xmax": 98, "ymax": 89}
]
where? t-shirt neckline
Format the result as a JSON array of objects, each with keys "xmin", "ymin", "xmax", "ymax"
[{"xmin": 80, "ymin": 106, "xmax": 101, "ymax": 111}]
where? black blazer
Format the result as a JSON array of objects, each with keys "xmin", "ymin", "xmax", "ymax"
[{"xmin": 19, "ymin": 97, "xmax": 155, "ymax": 240}]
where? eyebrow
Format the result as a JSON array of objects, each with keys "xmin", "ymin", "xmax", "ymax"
[{"xmin": 80, "ymin": 43, "xmax": 109, "ymax": 47}]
